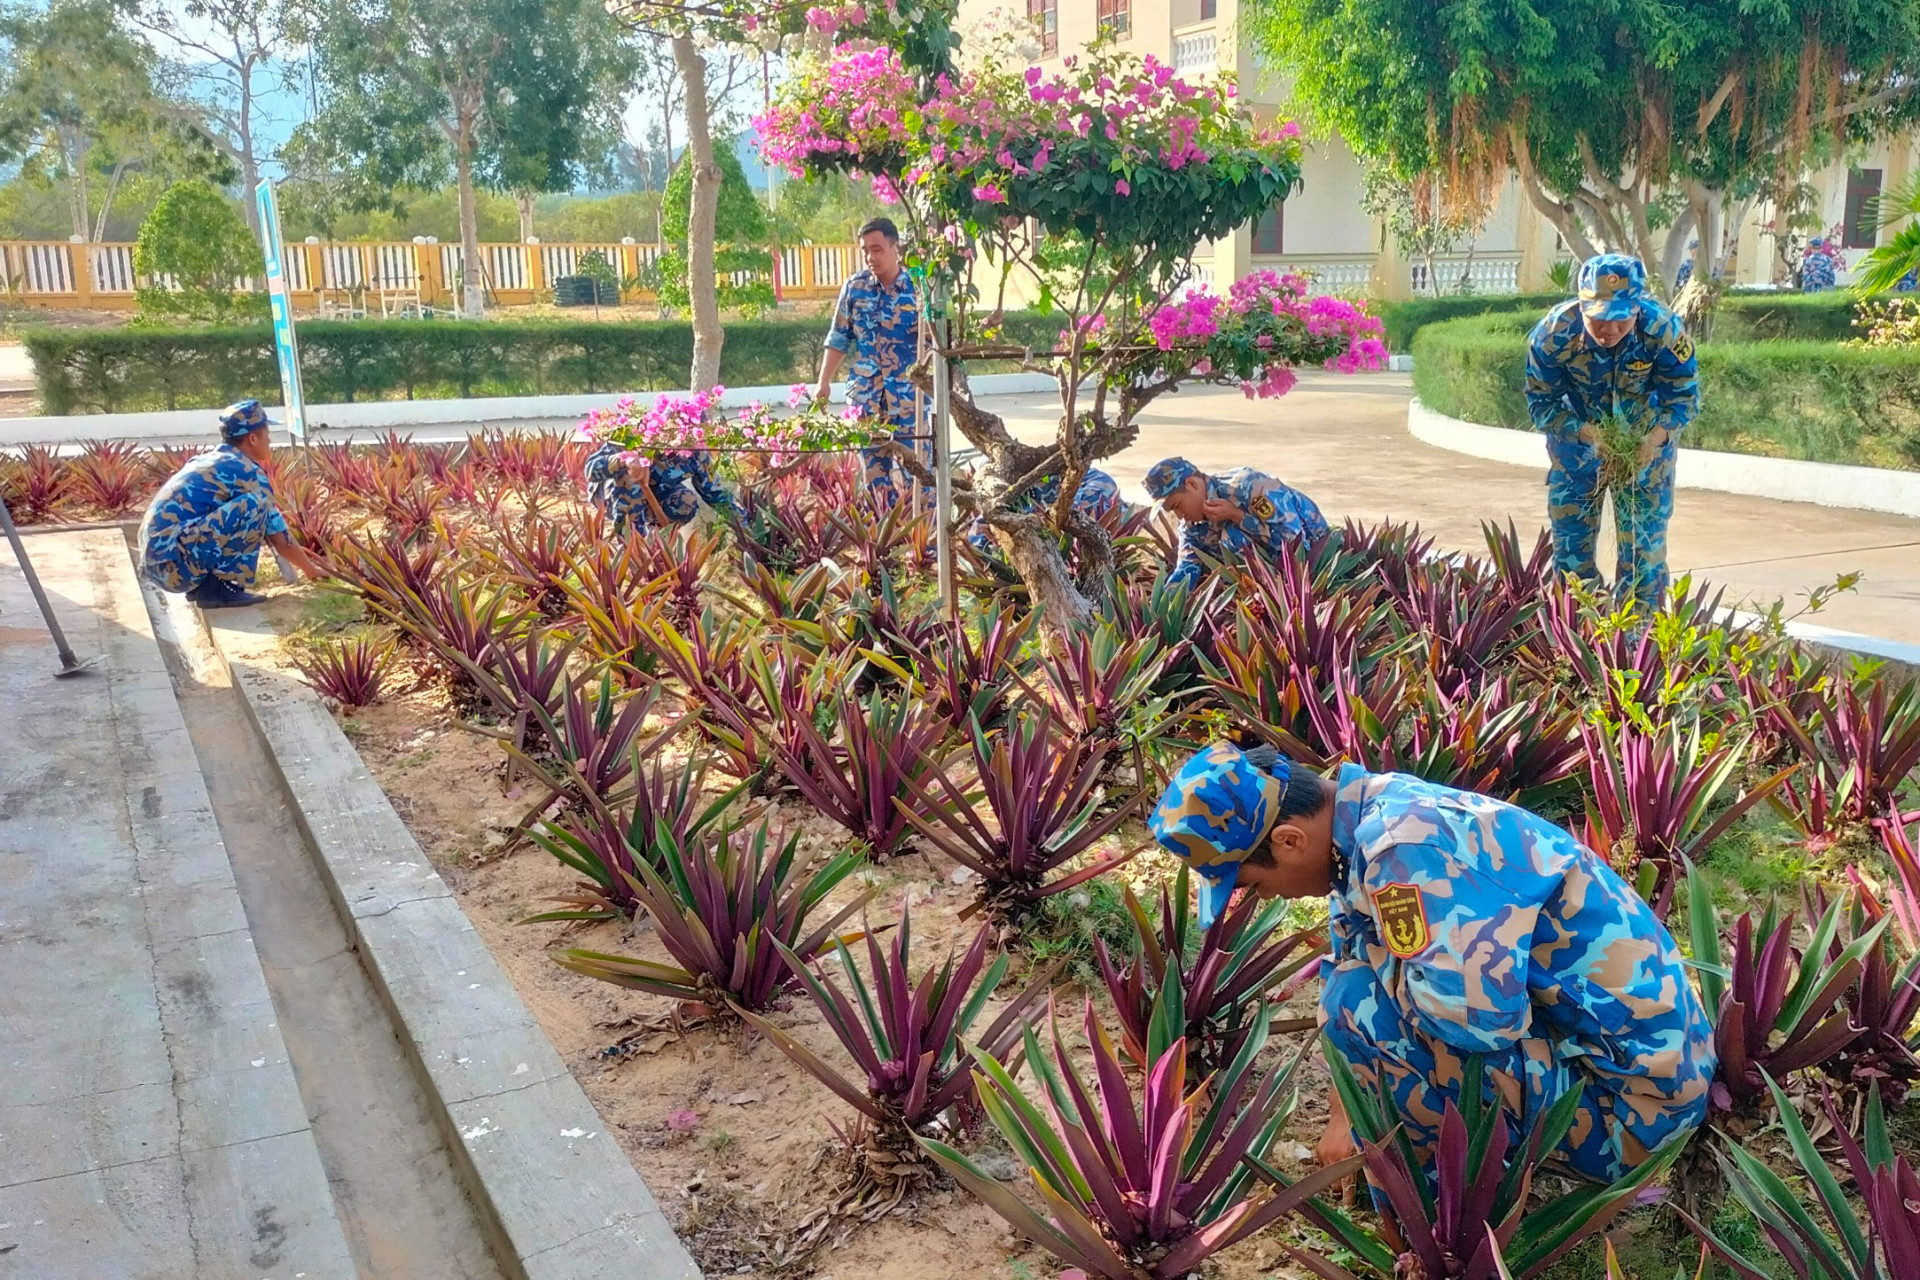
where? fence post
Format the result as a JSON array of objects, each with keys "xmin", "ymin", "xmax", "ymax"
[
  {"xmin": 527, "ymin": 244, "xmax": 547, "ymax": 298},
  {"xmin": 801, "ymin": 249, "xmax": 816, "ymax": 295},
  {"xmin": 416, "ymin": 242, "xmax": 443, "ymax": 309},
  {"xmin": 71, "ymin": 242, "xmax": 94, "ymax": 308}
]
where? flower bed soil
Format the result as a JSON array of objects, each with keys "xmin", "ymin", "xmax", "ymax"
[{"xmin": 250, "ymin": 592, "xmax": 1337, "ymax": 1280}]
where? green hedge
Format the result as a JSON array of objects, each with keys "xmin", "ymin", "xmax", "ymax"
[
  {"xmin": 1377, "ymin": 290, "xmax": 1862, "ymax": 352},
  {"xmin": 1411, "ymin": 313, "xmax": 1920, "ymax": 471},
  {"xmin": 25, "ymin": 312, "xmax": 1066, "ymax": 415}
]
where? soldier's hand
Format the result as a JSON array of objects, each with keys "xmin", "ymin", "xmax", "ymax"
[
  {"xmin": 1200, "ymin": 496, "xmax": 1245, "ymax": 525},
  {"xmin": 1576, "ymin": 424, "xmax": 1600, "ymax": 447},
  {"xmin": 1316, "ymin": 1110, "xmax": 1359, "ymax": 1206},
  {"xmin": 812, "ymin": 380, "xmax": 832, "ymax": 408},
  {"xmin": 1637, "ymin": 428, "xmax": 1670, "ymax": 468}
]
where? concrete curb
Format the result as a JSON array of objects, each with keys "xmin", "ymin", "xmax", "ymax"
[
  {"xmin": 1407, "ymin": 397, "xmax": 1920, "ymax": 520},
  {"xmin": 1404, "ymin": 400, "xmax": 1920, "ymax": 676},
  {"xmin": 210, "ymin": 641, "xmax": 702, "ymax": 1280},
  {"xmin": 2, "ymin": 371, "xmax": 1067, "ymax": 445}
]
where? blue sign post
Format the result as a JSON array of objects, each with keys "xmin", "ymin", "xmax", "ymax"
[{"xmin": 254, "ymin": 179, "xmax": 308, "ymax": 443}]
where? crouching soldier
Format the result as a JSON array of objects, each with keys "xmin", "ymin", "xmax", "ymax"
[
  {"xmin": 138, "ymin": 399, "xmax": 324, "ymax": 608},
  {"xmin": 1143, "ymin": 457, "xmax": 1329, "ymax": 588},
  {"xmin": 1148, "ymin": 742, "xmax": 1716, "ymax": 1185},
  {"xmin": 965, "ymin": 466, "xmax": 1122, "ymax": 557},
  {"xmin": 583, "ymin": 443, "xmax": 735, "ymax": 536}
]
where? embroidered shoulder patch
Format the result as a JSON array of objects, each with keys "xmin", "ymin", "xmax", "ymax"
[
  {"xmin": 1669, "ymin": 333, "xmax": 1695, "ymax": 362},
  {"xmin": 1370, "ymin": 883, "xmax": 1432, "ymax": 958},
  {"xmin": 1249, "ymin": 495, "xmax": 1276, "ymax": 520}
]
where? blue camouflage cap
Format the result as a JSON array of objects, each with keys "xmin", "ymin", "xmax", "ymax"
[
  {"xmin": 218, "ymin": 398, "xmax": 274, "ymax": 442},
  {"xmin": 1150, "ymin": 742, "xmax": 1291, "ymax": 929},
  {"xmin": 1577, "ymin": 254, "xmax": 1647, "ymax": 321},
  {"xmin": 1144, "ymin": 457, "xmax": 1200, "ymax": 500}
]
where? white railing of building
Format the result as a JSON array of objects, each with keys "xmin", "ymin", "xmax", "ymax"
[
  {"xmin": 1410, "ymin": 253, "xmax": 1522, "ymax": 295},
  {"xmin": 1173, "ymin": 30, "xmax": 1218, "ymax": 75},
  {"xmin": 1267, "ymin": 256, "xmax": 1375, "ymax": 293}
]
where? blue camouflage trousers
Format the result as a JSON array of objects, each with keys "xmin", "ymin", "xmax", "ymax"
[
  {"xmin": 860, "ymin": 413, "xmax": 931, "ymax": 508},
  {"xmin": 1546, "ymin": 436, "xmax": 1676, "ymax": 613},
  {"xmin": 1323, "ymin": 963, "xmax": 1701, "ymax": 1185},
  {"xmin": 142, "ymin": 491, "xmax": 270, "ymax": 594}
]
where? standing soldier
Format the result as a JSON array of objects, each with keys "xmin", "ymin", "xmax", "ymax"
[
  {"xmin": 1526, "ymin": 254, "xmax": 1699, "ymax": 612},
  {"xmin": 1143, "ymin": 457, "xmax": 1329, "ymax": 588},
  {"xmin": 1148, "ymin": 741, "xmax": 1715, "ymax": 1186},
  {"xmin": 814, "ymin": 217, "xmax": 924, "ymax": 504},
  {"xmin": 581, "ymin": 442, "xmax": 734, "ymax": 537},
  {"xmin": 139, "ymin": 399, "xmax": 325, "ymax": 608}
]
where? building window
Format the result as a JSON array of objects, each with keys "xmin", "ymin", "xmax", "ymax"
[
  {"xmin": 1028, "ymin": 0, "xmax": 1057, "ymax": 54},
  {"xmin": 1098, "ymin": 0, "xmax": 1130, "ymax": 38},
  {"xmin": 1199, "ymin": 0, "xmax": 1216, "ymax": 18},
  {"xmin": 1843, "ymin": 168, "xmax": 1883, "ymax": 249},
  {"xmin": 1252, "ymin": 203, "xmax": 1283, "ymax": 255}
]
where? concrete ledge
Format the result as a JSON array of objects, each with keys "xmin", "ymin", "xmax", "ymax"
[
  {"xmin": 212, "ymin": 646, "xmax": 702, "ymax": 1280},
  {"xmin": 1408, "ymin": 397, "xmax": 1920, "ymax": 520},
  {"xmin": 1406, "ymin": 400, "xmax": 1920, "ymax": 677},
  {"xmin": 2, "ymin": 371, "xmax": 1066, "ymax": 446}
]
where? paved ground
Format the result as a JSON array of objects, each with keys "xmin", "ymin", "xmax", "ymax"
[
  {"xmin": 981, "ymin": 372, "xmax": 1920, "ymax": 644},
  {"xmin": 1, "ymin": 528, "xmax": 504, "ymax": 1278},
  {"xmin": 0, "ymin": 528, "xmax": 353, "ymax": 1277}
]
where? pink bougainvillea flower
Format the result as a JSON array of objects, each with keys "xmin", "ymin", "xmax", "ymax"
[
  {"xmin": 972, "ymin": 182, "xmax": 1007, "ymax": 203},
  {"xmin": 1115, "ymin": 178, "xmax": 1131, "ymax": 196}
]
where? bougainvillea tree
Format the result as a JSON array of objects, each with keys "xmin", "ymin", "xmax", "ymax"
[{"xmin": 757, "ymin": 31, "xmax": 1386, "ymax": 622}]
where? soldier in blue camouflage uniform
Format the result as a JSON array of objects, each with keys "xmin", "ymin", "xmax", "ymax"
[
  {"xmin": 1144, "ymin": 457, "xmax": 1329, "ymax": 588},
  {"xmin": 1149, "ymin": 742, "xmax": 1716, "ymax": 1185},
  {"xmin": 815, "ymin": 218, "xmax": 926, "ymax": 505},
  {"xmin": 1526, "ymin": 254, "xmax": 1699, "ymax": 612},
  {"xmin": 138, "ymin": 399, "xmax": 325, "ymax": 608},
  {"xmin": 964, "ymin": 466, "xmax": 1122, "ymax": 555},
  {"xmin": 581, "ymin": 443, "xmax": 734, "ymax": 536}
]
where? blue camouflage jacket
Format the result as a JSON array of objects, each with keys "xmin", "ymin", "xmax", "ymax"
[
  {"xmin": 583, "ymin": 443, "xmax": 732, "ymax": 534},
  {"xmin": 826, "ymin": 269, "xmax": 921, "ymax": 429},
  {"xmin": 1325, "ymin": 764, "xmax": 1716, "ymax": 1119},
  {"xmin": 139, "ymin": 446, "xmax": 286, "ymax": 551},
  {"xmin": 1525, "ymin": 300, "xmax": 1699, "ymax": 439},
  {"xmin": 966, "ymin": 467, "xmax": 1121, "ymax": 552},
  {"xmin": 1169, "ymin": 466, "xmax": 1327, "ymax": 587}
]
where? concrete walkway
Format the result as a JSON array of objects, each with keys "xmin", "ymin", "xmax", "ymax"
[
  {"xmin": 0, "ymin": 529, "xmax": 354, "ymax": 1277},
  {"xmin": 984, "ymin": 372, "xmax": 1920, "ymax": 645}
]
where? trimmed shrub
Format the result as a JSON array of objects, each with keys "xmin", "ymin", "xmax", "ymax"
[
  {"xmin": 1377, "ymin": 289, "xmax": 1860, "ymax": 351},
  {"xmin": 133, "ymin": 180, "xmax": 268, "ymax": 326},
  {"xmin": 1411, "ymin": 313, "xmax": 1920, "ymax": 471},
  {"xmin": 1376, "ymin": 292, "xmax": 1566, "ymax": 352},
  {"xmin": 24, "ymin": 311, "xmax": 1068, "ymax": 414}
]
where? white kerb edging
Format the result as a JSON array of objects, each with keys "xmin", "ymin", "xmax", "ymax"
[
  {"xmin": 1407, "ymin": 397, "xmax": 1920, "ymax": 521},
  {"xmin": 0, "ymin": 372, "xmax": 1068, "ymax": 446}
]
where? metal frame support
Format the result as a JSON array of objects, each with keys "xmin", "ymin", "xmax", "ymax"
[{"xmin": 930, "ymin": 280, "xmax": 955, "ymax": 618}]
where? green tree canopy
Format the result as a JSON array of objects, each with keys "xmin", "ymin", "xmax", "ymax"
[
  {"xmin": 662, "ymin": 142, "xmax": 767, "ymax": 245},
  {"xmin": 133, "ymin": 177, "xmax": 263, "ymax": 323},
  {"xmin": 293, "ymin": 0, "xmax": 636, "ymax": 314},
  {"xmin": 1249, "ymin": 0, "xmax": 1920, "ymax": 292},
  {"xmin": 0, "ymin": 0, "xmax": 227, "ymax": 241}
]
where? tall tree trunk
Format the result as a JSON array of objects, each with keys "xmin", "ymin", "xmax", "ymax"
[
  {"xmin": 238, "ymin": 61, "xmax": 262, "ymax": 240},
  {"xmin": 92, "ymin": 160, "xmax": 130, "ymax": 243},
  {"xmin": 61, "ymin": 129, "xmax": 90, "ymax": 242},
  {"xmin": 516, "ymin": 191, "xmax": 535, "ymax": 243},
  {"xmin": 672, "ymin": 32, "xmax": 723, "ymax": 391},
  {"xmin": 454, "ymin": 133, "xmax": 484, "ymax": 318}
]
